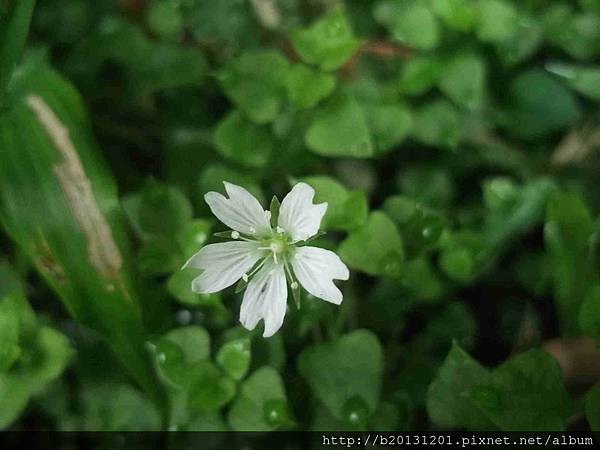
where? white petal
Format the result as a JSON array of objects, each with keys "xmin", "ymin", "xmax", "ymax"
[
  {"xmin": 183, "ymin": 241, "xmax": 263, "ymax": 294},
  {"xmin": 291, "ymin": 246, "xmax": 349, "ymax": 305},
  {"xmin": 204, "ymin": 182, "xmax": 271, "ymax": 236},
  {"xmin": 239, "ymin": 260, "xmax": 288, "ymax": 338},
  {"xmin": 277, "ymin": 182, "xmax": 327, "ymax": 242}
]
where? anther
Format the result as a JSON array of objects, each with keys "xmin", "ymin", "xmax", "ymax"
[
  {"xmin": 231, "ymin": 231, "xmax": 240, "ymax": 239},
  {"xmin": 291, "ymin": 281, "xmax": 298, "ymax": 290}
]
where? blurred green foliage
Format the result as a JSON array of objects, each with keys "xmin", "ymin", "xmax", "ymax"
[{"xmin": 0, "ymin": 0, "xmax": 599, "ymax": 435}]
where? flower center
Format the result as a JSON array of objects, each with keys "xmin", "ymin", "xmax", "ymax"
[
  {"xmin": 263, "ymin": 236, "xmax": 290, "ymax": 265},
  {"xmin": 269, "ymin": 239, "xmax": 286, "ymax": 255}
]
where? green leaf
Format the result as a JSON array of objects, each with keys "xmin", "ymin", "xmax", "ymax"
[
  {"xmin": 188, "ymin": 361, "xmax": 236, "ymax": 412},
  {"xmin": 0, "ymin": 374, "xmax": 30, "ymax": 429},
  {"xmin": 216, "ymin": 338, "xmax": 251, "ymax": 381},
  {"xmin": 437, "ymin": 52, "xmax": 486, "ymax": 110},
  {"xmin": 400, "ymin": 257, "xmax": 445, "ymax": 300},
  {"xmin": 184, "ymin": 0, "xmax": 257, "ymax": 49},
  {"xmin": 137, "ymin": 239, "xmax": 182, "ymax": 276},
  {"xmin": 400, "ymin": 166, "xmax": 454, "ymax": 210},
  {"xmin": 142, "ymin": 43, "xmax": 207, "ymax": 91},
  {"xmin": 483, "ymin": 178, "xmax": 557, "ymax": 260},
  {"xmin": 214, "ymin": 111, "xmax": 273, "ymax": 168},
  {"xmin": 580, "ymin": 286, "xmax": 600, "ymax": 347},
  {"xmin": 339, "ymin": 211, "xmax": 404, "ymax": 276},
  {"xmin": 286, "ymin": 64, "xmax": 336, "ymax": 109},
  {"xmin": 167, "ymin": 269, "xmax": 219, "ymax": 306},
  {"xmin": 496, "ymin": 15, "xmax": 543, "ymax": 66},
  {"xmin": 163, "ymin": 326, "xmax": 210, "ymax": 364},
  {"xmin": 545, "ymin": 192, "xmax": 596, "ymax": 334},
  {"xmin": 80, "ymin": 382, "xmax": 161, "ymax": 431},
  {"xmin": 374, "ymin": 1, "xmax": 440, "ymax": 50},
  {"xmin": 228, "ymin": 366, "xmax": 289, "ymax": 431},
  {"xmin": 305, "ymin": 93, "xmax": 373, "ymax": 158},
  {"xmin": 430, "ymin": 0, "xmax": 476, "ymax": 31},
  {"xmin": 218, "ymin": 50, "xmax": 289, "ymax": 124},
  {"xmin": 123, "ymin": 181, "xmax": 192, "ymax": 240},
  {"xmin": 146, "ymin": 0, "xmax": 183, "ymax": 40},
  {"xmin": 298, "ymin": 330, "xmax": 383, "ymax": 422},
  {"xmin": 302, "ymin": 176, "xmax": 368, "ymax": 231},
  {"xmin": 29, "ymin": 326, "xmax": 73, "ymax": 386},
  {"xmin": 467, "ymin": 349, "xmax": 571, "ymax": 431},
  {"xmin": 0, "ymin": 297, "xmax": 21, "ymax": 372},
  {"xmin": 89, "ymin": 17, "xmax": 206, "ymax": 93},
  {"xmin": 544, "ymin": 7, "xmax": 600, "ymax": 60},
  {"xmin": 427, "ymin": 342, "xmax": 495, "ymax": 430},
  {"xmin": 398, "ymin": 56, "xmax": 443, "ymax": 96},
  {"xmin": 418, "ymin": 302, "xmax": 476, "ymax": 353},
  {"xmin": 363, "ymin": 104, "xmax": 412, "ymax": 154},
  {"xmin": 411, "ymin": 100, "xmax": 462, "ymax": 148},
  {"xmin": 0, "ymin": 325, "xmax": 72, "ymax": 429},
  {"xmin": 290, "ymin": 6, "xmax": 360, "ymax": 71},
  {"xmin": 546, "ymin": 62, "xmax": 600, "ymax": 101},
  {"xmin": 0, "ymin": 62, "xmax": 166, "ymax": 413},
  {"xmin": 0, "ymin": 0, "xmax": 36, "ymax": 103},
  {"xmin": 396, "ymin": 205, "xmax": 446, "ymax": 257},
  {"xmin": 585, "ymin": 383, "xmax": 600, "ymax": 431},
  {"xmin": 475, "ymin": 0, "xmax": 519, "ymax": 44},
  {"xmin": 439, "ymin": 247, "xmax": 474, "ymax": 283},
  {"xmin": 483, "ymin": 177, "xmax": 519, "ymax": 211},
  {"xmin": 502, "ymin": 70, "xmax": 581, "ymax": 139},
  {"xmin": 580, "ymin": 0, "xmax": 600, "ymax": 13},
  {"xmin": 122, "ymin": 183, "xmax": 196, "ymax": 274},
  {"xmin": 177, "ymin": 219, "xmax": 212, "ymax": 260},
  {"xmin": 383, "ymin": 195, "xmax": 418, "ymax": 225}
]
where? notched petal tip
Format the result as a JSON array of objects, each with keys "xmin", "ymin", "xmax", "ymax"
[
  {"xmin": 203, "ymin": 182, "xmax": 270, "ymax": 236},
  {"xmin": 278, "ymin": 183, "xmax": 329, "ymax": 241},
  {"xmin": 204, "ymin": 190, "xmax": 223, "ymax": 205},
  {"xmin": 338, "ymin": 262, "xmax": 350, "ymax": 281},
  {"xmin": 262, "ymin": 327, "xmax": 279, "ymax": 338}
]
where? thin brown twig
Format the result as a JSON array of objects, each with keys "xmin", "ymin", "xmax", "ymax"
[{"xmin": 339, "ymin": 40, "xmax": 412, "ymax": 78}]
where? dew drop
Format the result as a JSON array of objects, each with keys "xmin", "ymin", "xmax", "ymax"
[
  {"xmin": 263, "ymin": 398, "xmax": 289, "ymax": 427},
  {"xmin": 342, "ymin": 396, "xmax": 369, "ymax": 429},
  {"xmin": 176, "ymin": 309, "xmax": 192, "ymax": 325}
]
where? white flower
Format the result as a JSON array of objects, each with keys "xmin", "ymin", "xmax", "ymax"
[{"xmin": 183, "ymin": 181, "xmax": 350, "ymax": 337}]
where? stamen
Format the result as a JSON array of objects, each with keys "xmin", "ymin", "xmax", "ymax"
[
  {"xmin": 231, "ymin": 231, "xmax": 240, "ymax": 239},
  {"xmin": 276, "ymin": 226, "xmax": 285, "ymax": 234},
  {"xmin": 283, "ymin": 259, "xmax": 297, "ymax": 285},
  {"xmin": 291, "ymin": 281, "xmax": 298, "ymax": 290},
  {"xmin": 245, "ymin": 256, "xmax": 271, "ymax": 281},
  {"xmin": 248, "ymin": 226, "xmax": 256, "ymax": 234}
]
